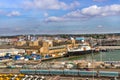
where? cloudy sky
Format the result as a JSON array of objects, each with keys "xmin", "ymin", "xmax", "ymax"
[{"xmin": 0, "ymin": 0, "xmax": 120, "ymax": 35}]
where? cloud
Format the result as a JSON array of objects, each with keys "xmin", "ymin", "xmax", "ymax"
[
  {"xmin": 81, "ymin": 5, "xmax": 101, "ymax": 16},
  {"xmin": 81, "ymin": 4, "xmax": 120, "ymax": 16},
  {"xmin": 93, "ymin": 0, "xmax": 107, "ymax": 2},
  {"xmin": 23, "ymin": 0, "xmax": 80, "ymax": 10},
  {"xmin": 45, "ymin": 9, "xmax": 87, "ymax": 22},
  {"xmin": 45, "ymin": 4, "xmax": 120, "ymax": 22},
  {"xmin": 69, "ymin": 1, "xmax": 80, "ymax": 9},
  {"xmin": 44, "ymin": 12, "xmax": 48, "ymax": 17},
  {"xmin": 45, "ymin": 16, "xmax": 64, "ymax": 22},
  {"xmin": 7, "ymin": 11, "xmax": 21, "ymax": 17},
  {"xmin": 97, "ymin": 25, "xmax": 103, "ymax": 28},
  {"xmin": 45, "ymin": 12, "xmax": 88, "ymax": 22}
]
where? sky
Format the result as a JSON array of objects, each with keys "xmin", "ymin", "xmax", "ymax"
[{"xmin": 0, "ymin": 0, "xmax": 120, "ymax": 35}]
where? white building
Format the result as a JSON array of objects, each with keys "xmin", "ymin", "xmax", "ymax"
[{"xmin": 0, "ymin": 48, "xmax": 25, "ymax": 56}]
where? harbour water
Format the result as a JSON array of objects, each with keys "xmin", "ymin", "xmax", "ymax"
[
  {"xmin": 50, "ymin": 50, "xmax": 120, "ymax": 62},
  {"xmin": 93, "ymin": 50, "xmax": 120, "ymax": 61},
  {"xmin": 77, "ymin": 50, "xmax": 120, "ymax": 61}
]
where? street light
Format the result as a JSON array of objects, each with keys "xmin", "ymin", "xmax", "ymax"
[
  {"xmin": 91, "ymin": 37, "xmax": 94, "ymax": 80},
  {"xmin": 99, "ymin": 39, "xmax": 103, "ymax": 62}
]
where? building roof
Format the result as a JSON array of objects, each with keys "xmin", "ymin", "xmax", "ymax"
[{"xmin": 49, "ymin": 45, "xmax": 66, "ymax": 50}]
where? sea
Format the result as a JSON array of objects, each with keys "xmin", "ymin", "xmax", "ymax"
[{"xmin": 50, "ymin": 50, "xmax": 120, "ymax": 62}]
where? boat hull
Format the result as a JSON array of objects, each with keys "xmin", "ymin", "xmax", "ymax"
[{"xmin": 64, "ymin": 50, "xmax": 99, "ymax": 57}]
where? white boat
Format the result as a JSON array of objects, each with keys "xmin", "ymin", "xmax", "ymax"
[{"xmin": 65, "ymin": 42, "xmax": 99, "ymax": 56}]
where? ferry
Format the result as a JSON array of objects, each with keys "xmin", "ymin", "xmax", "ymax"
[{"xmin": 64, "ymin": 41, "xmax": 99, "ymax": 57}]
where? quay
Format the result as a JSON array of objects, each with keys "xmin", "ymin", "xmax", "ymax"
[
  {"xmin": 41, "ymin": 56, "xmax": 64, "ymax": 61},
  {"xmin": 104, "ymin": 61, "xmax": 120, "ymax": 64},
  {"xmin": 99, "ymin": 46, "xmax": 120, "ymax": 50}
]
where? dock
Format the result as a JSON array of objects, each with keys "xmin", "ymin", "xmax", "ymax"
[
  {"xmin": 41, "ymin": 56, "xmax": 64, "ymax": 61},
  {"xmin": 99, "ymin": 46, "xmax": 120, "ymax": 50}
]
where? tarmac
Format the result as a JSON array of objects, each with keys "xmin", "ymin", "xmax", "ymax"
[{"xmin": 45, "ymin": 76, "xmax": 116, "ymax": 80}]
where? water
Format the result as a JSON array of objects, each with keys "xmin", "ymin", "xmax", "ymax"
[
  {"xmin": 93, "ymin": 50, "xmax": 120, "ymax": 61},
  {"xmin": 50, "ymin": 50, "xmax": 120, "ymax": 61}
]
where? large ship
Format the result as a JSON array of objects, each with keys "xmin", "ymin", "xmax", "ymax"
[{"xmin": 64, "ymin": 40, "xmax": 99, "ymax": 57}]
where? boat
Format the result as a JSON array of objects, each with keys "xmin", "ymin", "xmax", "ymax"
[{"xmin": 64, "ymin": 41, "xmax": 99, "ymax": 57}]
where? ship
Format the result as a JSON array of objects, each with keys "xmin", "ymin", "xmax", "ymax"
[{"xmin": 64, "ymin": 41, "xmax": 99, "ymax": 57}]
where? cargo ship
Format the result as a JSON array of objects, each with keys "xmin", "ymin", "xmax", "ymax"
[{"xmin": 64, "ymin": 41, "xmax": 99, "ymax": 57}]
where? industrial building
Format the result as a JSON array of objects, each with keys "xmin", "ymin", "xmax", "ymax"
[{"xmin": 0, "ymin": 48, "xmax": 25, "ymax": 56}]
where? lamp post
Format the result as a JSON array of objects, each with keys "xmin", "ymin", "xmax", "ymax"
[
  {"xmin": 100, "ymin": 39, "xmax": 102, "ymax": 62},
  {"xmin": 91, "ymin": 37, "xmax": 94, "ymax": 80}
]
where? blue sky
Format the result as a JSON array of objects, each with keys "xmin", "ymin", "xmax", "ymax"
[{"xmin": 0, "ymin": 0, "xmax": 120, "ymax": 35}]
